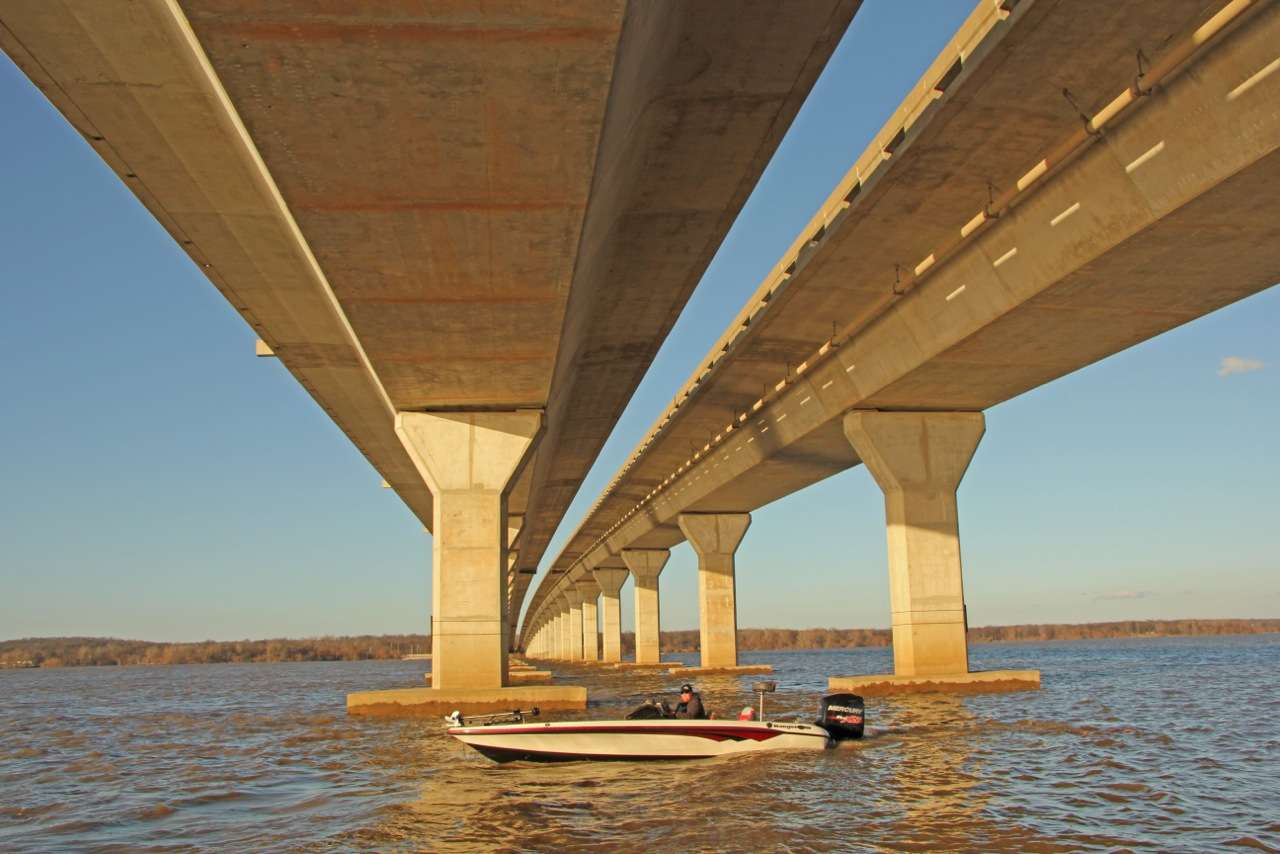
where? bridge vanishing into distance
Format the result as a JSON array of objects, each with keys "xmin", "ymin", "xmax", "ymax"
[
  {"xmin": 5, "ymin": 0, "xmax": 1277, "ymax": 713},
  {"xmin": 521, "ymin": 0, "xmax": 1280, "ymax": 696}
]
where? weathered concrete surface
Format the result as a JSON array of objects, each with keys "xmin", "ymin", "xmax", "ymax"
[
  {"xmin": 678, "ymin": 513, "xmax": 751, "ymax": 670},
  {"xmin": 829, "ymin": 670, "xmax": 1040, "ymax": 697},
  {"xmin": 398, "ymin": 410, "xmax": 541, "ymax": 689},
  {"xmin": 844, "ymin": 411, "xmax": 983, "ymax": 677},
  {"xmin": 621, "ymin": 549, "xmax": 669, "ymax": 665},
  {"xmin": 347, "ymin": 685, "xmax": 586, "ymax": 716},
  {"xmin": 526, "ymin": 0, "xmax": 1280, "ymax": 640}
]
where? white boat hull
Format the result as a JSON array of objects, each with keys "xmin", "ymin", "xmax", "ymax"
[{"xmin": 448, "ymin": 719, "xmax": 833, "ymax": 762}]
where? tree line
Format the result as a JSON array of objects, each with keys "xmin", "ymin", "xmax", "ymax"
[
  {"xmin": 2, "ymin": 619, "xmax": 1275, "ymax": 668},
  {"xmin": 628, "ymin": 619, "xmax": 1280, "ymax": 654},
  {"xmin": 0, "ymin": 635, "xmax": 429, "ymax": 668}
]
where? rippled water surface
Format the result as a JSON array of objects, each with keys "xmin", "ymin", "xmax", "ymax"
[{"xmin": 2, "ymin": 637, "xmax": 1279, "ymax": 852}]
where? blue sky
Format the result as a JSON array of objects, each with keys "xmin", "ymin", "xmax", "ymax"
[{"xmin": 2, "ymin": 1, "xmax": 1276, "ymax": 642}]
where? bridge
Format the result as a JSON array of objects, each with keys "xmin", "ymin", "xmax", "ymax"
[
  {"xmin": 520, "ymin": 0, "xmax": 1280, "ymax": 694},
  {"xmin": 1, "ymin": 0, "xmax": 860, "ymax": 711},
  {"xmin": 5, "ymin": 0, "xmax": 1277, "ymax": 712}
]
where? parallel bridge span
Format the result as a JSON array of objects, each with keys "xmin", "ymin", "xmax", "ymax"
[{"xmin": 523, "ymin": 0, "xmax": 1280, "ymax": 692}]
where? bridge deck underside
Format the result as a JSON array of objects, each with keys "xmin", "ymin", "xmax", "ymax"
[
  {"xmin": 534, "ymin": 0, "xmax": 1224, "ymax": 585},
  {"xmin": 1, "ymin": 0, "xmax": 860, "ymax": 630}
]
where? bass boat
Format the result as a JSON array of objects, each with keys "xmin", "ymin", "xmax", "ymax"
[{"xmin": 446, "ymin": 684, "xmax": 864, "ymax": 763}]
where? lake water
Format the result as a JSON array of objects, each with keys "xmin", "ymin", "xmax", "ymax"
[{"xmin": 2, "ymin": 636, "xmax": 1278, "ymax": 852}]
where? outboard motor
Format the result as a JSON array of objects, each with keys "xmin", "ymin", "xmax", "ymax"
[{"xmin": 817, "ymin": 693, "xmax": 865, "ymax": 741}]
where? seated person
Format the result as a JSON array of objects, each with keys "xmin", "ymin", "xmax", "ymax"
[
  {"xmin": 737, "ymin": 706, "xmax": 756, "ymax": 721},
  {"xmin": 671, "ymin": 683, "xmax": 707, "ymax": 719}
]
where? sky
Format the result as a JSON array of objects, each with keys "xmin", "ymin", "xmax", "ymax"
[{"xmin": 2, "ymin": 1, "xmax": 1277, "ymax": 643}]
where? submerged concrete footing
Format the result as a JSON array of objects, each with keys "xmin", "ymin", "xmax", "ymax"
[
  {"xmin": 827, "ymin": 670, "xmax": 1040, "ymax": 696},
  {"xmin": 611, "ymin": 660, "xmax": 682, "ymax": 670},
  {"xmin": 347, "ymin": 685, "xmax": 586, "ymax": 716},
  {"xmin": 668, "ymin": 664, "xmax": 773, "ymax": 676}
]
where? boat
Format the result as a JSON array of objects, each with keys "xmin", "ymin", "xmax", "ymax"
[{"xmin": 446, "ymin": 684, "xmax": 865, "ymax": 762}]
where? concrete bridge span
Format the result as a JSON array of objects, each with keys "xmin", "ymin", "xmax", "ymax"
[
  {"xmin": 523, "ymin": 0, "xmax": 1280, "ymax": 693},
  {"xmin": 1, "ymin": 0, "xmax": 862, "ymax": 711}
]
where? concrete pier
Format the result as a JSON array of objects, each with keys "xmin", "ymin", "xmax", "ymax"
[
  {"xmin": 558, "ymin": 596, "xmax": 573, "ymax": 660},
  {"xmin": 678, "ymin": 513, "xmax": 751, "ymax": 670},
  {"xmin": 840, "ymin": 411, "xmax": 1039, "ymax": 692},
  {"xmin": 575, "ymin": 578, "xmax": 600, "ymax": 662},
  {"xmin": 398, "ymin": 410, "xmax": 540, "ymax": 689},
  {"xmin": 622, "ymin": 549, "xmax": 669, "ymax": 665},
  {"xmin": 343, "ymin": 411, "xmax": 591, "ymax": 715},
  {"xmin": 564, "ymin": 588, "xmax": 585, "ymax": 661},
  {"xmin": 593, "ymin": 567, "xmax": 628, "ymax": 663}
]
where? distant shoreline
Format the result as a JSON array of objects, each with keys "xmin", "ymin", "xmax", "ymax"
[{"xmin": 2, "ymin": 619, "xmax": 1276, "ymax": 669}]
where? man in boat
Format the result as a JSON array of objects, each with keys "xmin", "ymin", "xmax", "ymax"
[{"xmin": 671, "ymin": 683, "xmax": 707, "ymax": 719}]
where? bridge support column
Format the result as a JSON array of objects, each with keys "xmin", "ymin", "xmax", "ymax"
[
  {"xmin": 564, "ymin": 588, "xmax": 585, "ymax": 661},
  {"xmin": 575, "ymin": 579, "xmax": 601, "ymax": 662},
  {"xmin": 843, "ymin": 411, "xmax": 979, "ymax": 677},
  {"xmin": 835, "ymin": 411, "xmax": 1038, "ymax": 695},
  {"xmin": 347, "ymin": 411, "xmax": 585, "ymax": 715},
  {"xmin": 678, "ymin": 513, "xmax": 754, "ymax": 672},
  {"xmin": 557, "ymin": 596, "xmax": 573, "ymax": 660},
  {"xmin": 592, "ymin": 568, "xmax": 629, "ymax": 663},
  {"xmin": 621, "ymin": 550, "xmax": 669, "ymax": 665},
  {"xmin": 402, "ymin": 411, "xmax": 539, "ymax": 689}
]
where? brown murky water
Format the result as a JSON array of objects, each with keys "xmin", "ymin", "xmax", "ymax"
[{"xmin": 2, "ymin": 637, "xmax": 1278, "ymax": 852}]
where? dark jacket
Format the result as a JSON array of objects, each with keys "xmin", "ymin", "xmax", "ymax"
[{"xmin": 672, "ymin": 692, "xmax": 706, "ymax": 719}]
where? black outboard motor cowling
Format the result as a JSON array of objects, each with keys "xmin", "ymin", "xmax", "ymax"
[{"xmin": 818, "ymin": 693, "xmax": 865, "ymax": 740}]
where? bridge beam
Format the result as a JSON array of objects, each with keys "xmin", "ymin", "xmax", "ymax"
[
  {"xmin": 396, "ymin": 410, "xmax": 542, "ymax": 690},
  {"xmin": 575, "ymin": 579, "xmax": 601, "ymax": 662},
  {"xmin": 621, "ymin": 549, "xmax": 670, "ymax": 665},
  {"xmin": 592, "ymin": 568, "xmax": 629, "ymax": 663},
  {"xmin": 678, "ymin": 514, "xmax": 751, "ymax": 670},
  {"xmin": 842, "ymin": 411, "xmax": 982, "ymax": 677}
]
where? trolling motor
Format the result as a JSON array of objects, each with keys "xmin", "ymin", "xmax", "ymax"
[
  {"xmin": 816, "ymin": 693, "xmax": 865, "ymax": 741},
  {"xmin": 445, "ymin": 708, "xmax": 540, "ymax": 727}
]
